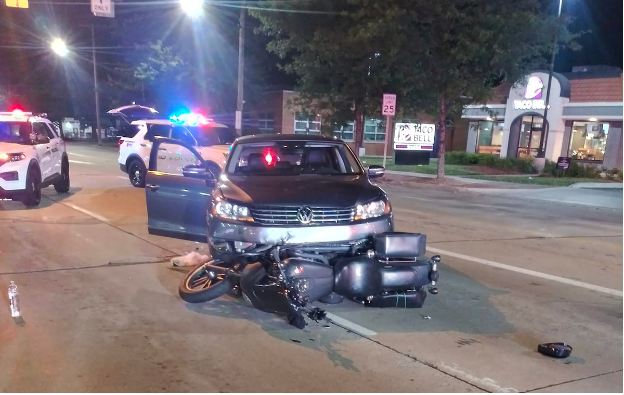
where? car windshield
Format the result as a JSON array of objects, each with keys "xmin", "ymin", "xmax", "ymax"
[
  {"xmin": 188, "ymin": 125, "xmax": 236, "ymax": 146},
  {"xmin": 227, "ymin": 141, "xmax": 363, "ymax": 176},
  {"xmin": 0, "ymin": 121, "xmax": 31, "ymax": 144}
]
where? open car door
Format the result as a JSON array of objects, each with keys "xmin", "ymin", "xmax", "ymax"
[{"xmin": 145, "ymin": 137, "xmax": 217, "ymax": 242}]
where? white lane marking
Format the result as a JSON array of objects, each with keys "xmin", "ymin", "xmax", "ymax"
[
  {"xmin": 69, "ymin": 160, "xmax": 95, "ymax": 165},
  {"xmin": 68, "ymin": 153, "xmax": 92, "ymax": 158},
  {"xmin": 398, "ymin": 195, "xmax": 433, "ymax": 202},
  {"xmin": 325, "ymin": 312, "xmax": 378, "ymax": 337},
  {"xmin": 117, "ymin": 176, "xmax": 128, "ymax": 180},
  {"xmin": 440, "ymin": 363, "xmax": 518, "ymax": 393},
  {"xmin": 428, "ymin": 246, "xmax": 623, "ymax": 297},
  {"xmin": 64, "ymin": 203, "xmax": 110, "ymax": 222}
]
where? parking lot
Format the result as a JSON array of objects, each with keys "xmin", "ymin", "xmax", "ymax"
[{"xmin": 0, "ymin": 143, "xmax": 622, "ymax": 392}]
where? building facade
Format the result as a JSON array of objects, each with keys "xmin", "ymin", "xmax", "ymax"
[
  {"xmin": 243, "ymin": 67, "xmax": 622, "ymax": 169},
  {"xmin": 461, "ymin": 66, "xmax": 623, "ymax": 169}
]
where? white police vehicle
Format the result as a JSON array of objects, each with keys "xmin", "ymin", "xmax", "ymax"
[
  {"xmin": 117, "ymin": 113, "xmax": 235, "ymax": 187},
  {"xmin": 0, "ymin": 110, "xmax": 70, "ymax": 207}
]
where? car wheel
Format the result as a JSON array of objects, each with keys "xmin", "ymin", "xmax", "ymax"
[
  {"xmin": 22, "ymin": 168, "xmax": 42, "ymax": 207},
  {"xmin": 128, "ymin": 159, "xmax": 146, "ymax": 188},
  {"xmin": 54, "ymin": 158, "xmax": 70, "ymax": 193}
]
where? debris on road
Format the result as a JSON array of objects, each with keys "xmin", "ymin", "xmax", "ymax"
[
  {"xmin": 538, "ymin": 342, "xmax": 573, "ymax": 358},
  {"xmin": 171, "ymin": 252, "xmax": 211, "ymax": 267},
  {"xmin": 422, "ymin": 315, "xmax": 431, "ymax": 320}
]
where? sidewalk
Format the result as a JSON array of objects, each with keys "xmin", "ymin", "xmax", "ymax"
[{"xmin": 383, "ymin": 169, "xmax": 623, "ymax": 210}]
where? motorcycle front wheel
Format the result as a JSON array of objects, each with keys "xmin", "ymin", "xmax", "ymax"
[{"xmin": 179, "ymin": 261, "xmax": 235, "ymax": 303}]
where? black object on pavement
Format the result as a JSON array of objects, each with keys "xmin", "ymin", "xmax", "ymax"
[{"xmin": 538, "ymin": 342, "xmax": 573, "ymax": 358}]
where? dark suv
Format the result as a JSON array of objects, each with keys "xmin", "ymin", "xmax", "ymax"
[{"xmin": 144, "ymin": 134, "xmax": 392, "ymax": 255}]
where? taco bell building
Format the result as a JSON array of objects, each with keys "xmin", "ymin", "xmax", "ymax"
[{"xmin": 461, "ymin": 66, "xmax": 623, "ymax": 169}]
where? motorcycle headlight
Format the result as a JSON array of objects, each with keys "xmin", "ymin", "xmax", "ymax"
[
  {"xmin": 213, "ymin": 200, "xmax": 253, "ymax": 222},
  {"xmin": 355, "ymin": 199, "xmax": 390, "ymax": 220}
]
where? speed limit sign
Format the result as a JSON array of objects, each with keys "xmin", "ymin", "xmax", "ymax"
[{"xmin": 382, "ymin": 94, "xmax": 396, "ymax": 116}]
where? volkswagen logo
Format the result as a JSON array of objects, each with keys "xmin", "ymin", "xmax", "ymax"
[{"xmin": 296, "ymin": 206, "xmax": 314, "ymax": 224}]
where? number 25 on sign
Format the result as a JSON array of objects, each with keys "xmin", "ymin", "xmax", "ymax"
[{"xmin": 382, "ymin": 94, "xmax": 396, "ymax": 116}]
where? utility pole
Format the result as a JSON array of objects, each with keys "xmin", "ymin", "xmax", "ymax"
[
  {"xmin": 538, "ymin": 0, "xmax": 563, "ymax": 158},
  {"xmin": 235, "ymin": 4, "xmax": 245, "ymax": 136},
  {"xmin": 92, "ymin": 24, "xmax": 102, "ymax": 146}
]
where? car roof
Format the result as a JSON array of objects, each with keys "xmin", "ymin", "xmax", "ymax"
[
  {"xmin": 130, "ymin": 119, "xmax": 228, "ymax": 128},
  {"xmin": 234, "ymin": 134, "xmax": 342, "ymax": 144}
]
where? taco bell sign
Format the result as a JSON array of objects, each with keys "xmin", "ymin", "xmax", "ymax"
[{"xmin": 514, "ymin": 75, "xmax": 547, "ymax": 110}]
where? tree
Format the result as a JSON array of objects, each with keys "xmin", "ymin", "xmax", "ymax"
[
  {"xmin": 250, "ymin": 1, "xmax": 406, "ymax": 153},
  {"xmin": 351, "ymin": 0, "xmax": 578, "ymax": 177},
  {"xmin": 252, "ymin": 0, "xmax": 578, "ymax": 177}
]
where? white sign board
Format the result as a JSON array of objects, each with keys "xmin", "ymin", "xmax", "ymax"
[
  {"xmin": 394, "ymin": 123, "xmax": 435, "ymax": 151},
  {"xmin": 92, "ymin": 0, "xmax": 114, "ymax": 18},
  {"xmin": 382, "ymin": 94, "xmax": 396, "ymax": 116}
]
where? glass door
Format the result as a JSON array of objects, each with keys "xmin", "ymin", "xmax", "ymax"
[{"xmin": 517, "ymin": 115, "xmax": 544, "ymax": 158}]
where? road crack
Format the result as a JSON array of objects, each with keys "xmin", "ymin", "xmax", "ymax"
[{"xmin": 522, "ymin": 369, "xmax": 623, "ymax": 393}]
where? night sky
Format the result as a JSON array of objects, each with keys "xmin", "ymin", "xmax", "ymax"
[{"xmin": 0, "ymin": 0, "xmax": 622, "ymax": 118}]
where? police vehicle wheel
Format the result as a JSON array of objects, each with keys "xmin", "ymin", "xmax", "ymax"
[
  {"xmin": 128, "ymin": 160, "xmax": 146, "ymax": 188},
  {"xmin": 179, "ymin": 262, "xmax": 234, "ymax": 303},
  {"xmin": 54, "ymin": 158, "xmax": 70, "ymax": 193},
  {"xmin": 22, "ymin": 168, "xmax": 42, "ymax": 207}
]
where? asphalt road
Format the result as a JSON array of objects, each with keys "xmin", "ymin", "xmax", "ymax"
[{"xmin": 0, "ymin": 143, "xmax": 622, "ymax": 392}]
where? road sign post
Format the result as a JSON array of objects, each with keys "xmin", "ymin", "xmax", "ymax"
[
  {"xmin": 91, "ymin": 0, "xmax": 114, "ymax": 18},
  {"xmin": 381, "ymin": 94, "xmax": 396, "ymax": 168}
]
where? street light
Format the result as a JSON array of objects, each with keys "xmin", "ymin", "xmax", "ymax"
[
  {"xmin": 180, "ymin": 0, "xmax": 245, "ymax": 136},
  {"xmin": 180, "ymin": 0, "xmax": 204, "ymax": 17},
  {"xmin": 50, "ymin": 38, "xmax": 68, "ymax": 57},
  {"xmin": 50, "ymin": 28, "xmax": 103, "ymax": 146}
]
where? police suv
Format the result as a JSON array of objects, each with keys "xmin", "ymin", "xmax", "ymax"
[
  {"xmin": 0, "ymin": 110, "xmax": 70, "ymax": 207},
  {"xmin": 118, "ymin": 115, "xmax": 235, "ymax": 187}
]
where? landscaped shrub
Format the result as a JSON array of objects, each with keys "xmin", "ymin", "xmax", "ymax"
[
  {"xmin": 542, "ymin": 160, "xmax": 602, "ymax": 178},
  {"xmin": 445, "ymin": 152, "xmax": 535, "ymax": 173}
]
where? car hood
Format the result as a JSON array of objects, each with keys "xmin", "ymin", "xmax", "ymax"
[
  {"xmin": 198, "ymin": 145, "xmax": 230, "ymax": 155},
  {"xmin": 218, "ymin": 175, "xmax": 384, "ymax": 207}
]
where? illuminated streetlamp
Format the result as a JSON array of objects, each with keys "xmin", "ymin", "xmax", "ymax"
[
  {"xmin": 180, "ymin": 0, "xmax": 204, "ymax": 17},
  {"xmin": 50, "ymin": 38, "xmax": 69, "ymax": 57}
]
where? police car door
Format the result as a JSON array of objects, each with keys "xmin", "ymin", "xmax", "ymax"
[
  {"xmin": 144, "ymin": 137, "xmax": 215, "ymax": 241},
  {"xmin": 31, "ymin": 122, "xmax": 53, "ymax": 180}
]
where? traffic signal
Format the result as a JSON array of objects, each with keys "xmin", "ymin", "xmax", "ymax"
[{"xmin": 6, "ymin": 0, "xmax": 28, "ymax": 8}]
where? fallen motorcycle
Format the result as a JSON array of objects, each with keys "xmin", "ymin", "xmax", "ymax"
[{"xmin": 179, "ymin": 232, "xmax": 440, "ymax": 329}]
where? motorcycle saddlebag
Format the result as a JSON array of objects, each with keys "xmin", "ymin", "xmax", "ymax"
[
  {"xmin": 365, "ymin": 289, "xmax": 427, "ymax": 308},
  {"xmin": 374, "ymin": 232, "xmax": 427, "ymax": 259}
]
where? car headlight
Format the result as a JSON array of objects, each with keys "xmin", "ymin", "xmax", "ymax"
[
  {"xmin": 355, "ymin": 199, "xmax": 390, "ymax": 220},
  {"xmin": 212, "ymin": 200, "xmax": 253, "ymax": 222}
]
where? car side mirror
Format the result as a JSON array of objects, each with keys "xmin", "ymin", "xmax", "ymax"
[
  {"xmin": 183, "ymin": 165, "xmax": 216, "ymax": 184},
  {"xmin": 368, "ymin": 165, "xmax": 385, "ymax": 178}
]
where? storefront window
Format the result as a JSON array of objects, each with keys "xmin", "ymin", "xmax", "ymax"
[
  {"xmin": 476, "ymin": 121, "xmax": 504, "ymax": 155},
  {"xmin": 518, "ymin": 115, "xmax": 544, "ymax": 158},
  {"xmin": 333, "ymin": 122, "xmax": 354, "ymax": 141},
  {"xmin": 364, "ymin": 119, "xmax": 385, "ymax": 142},
  {"xmin": 294, "ymin": 114, "xmax": 321, "ymax": 135},
  {"xmin": 568, "ymin": 121, "xmax": 609, "ymax": 161}
]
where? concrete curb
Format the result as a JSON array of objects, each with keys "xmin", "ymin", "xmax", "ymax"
[{"xmin": 570, "ymin": 182, "xmax": 623, "ymax": 190}]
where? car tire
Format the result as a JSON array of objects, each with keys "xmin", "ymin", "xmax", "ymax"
[
  {"xmin": 179, "ymin": 262, "xmax": 234, "ymax": 303},
  {"xmin": 128, "ymin": 159, "xmax": 146, "ymax": 188},
  {"xmin": 54, "ymin": 157, "xmax": 70, "ymax": 193},
  {"xmin": 22, "ymin": 167, "xmax": 42, "ymax": 207}
]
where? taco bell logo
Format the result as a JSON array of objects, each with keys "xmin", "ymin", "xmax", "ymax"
[{"xmin": 524, "ymin": 76, "xmax": 543, "ymax": 99}]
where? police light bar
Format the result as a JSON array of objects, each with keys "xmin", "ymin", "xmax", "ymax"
[
  {"xmin": 0, "ymin": 110, "xmax": 33, "ymax": 119},
  {"xmin": 170, "ymin": 112, "xmax": 213, "ymax": 126}
]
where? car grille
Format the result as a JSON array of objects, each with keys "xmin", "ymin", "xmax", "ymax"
[{"xmin": 250, "ymin": 206, "xmax": 355, "ymax": 226}]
